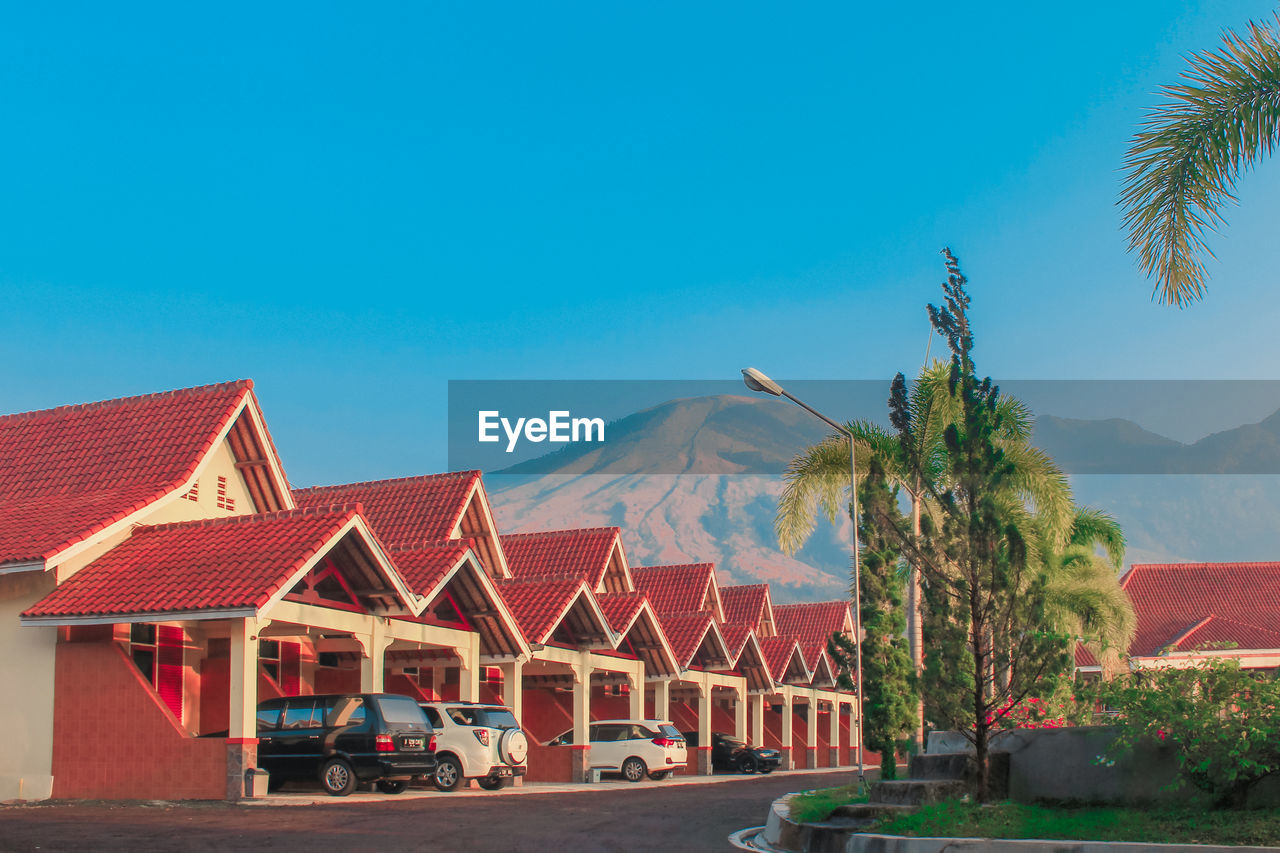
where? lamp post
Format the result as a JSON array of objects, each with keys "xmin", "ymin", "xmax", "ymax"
[{"xmin": 741, "ymin": 367, "xmax": 866, "ymax": 789}]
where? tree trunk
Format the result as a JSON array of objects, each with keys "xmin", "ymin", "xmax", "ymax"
[
  {"xmin": 909, "ymin": 490, "xmax": 925, "ymax": 753},
  {"xmin": 972, "ymin": 583, "xmax": 990, "ymax": 803}
]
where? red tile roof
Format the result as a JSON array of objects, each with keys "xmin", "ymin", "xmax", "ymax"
[
  {"xmin": 23, "ymin": 505, "xmax": 368, "ymax": 620},
  {"xmin": 1170, "ymin": 614, "xmax": 1280, "ymax": 653},
  {"xmin": 388, "ymin": 539, "xmax": 475, "ymax": 598},
  {"xmin": 1122, "ymin": 562, "xmax": 1280, "ymax": 656},
  {"xmin": 493, "ymin": 576, "xmax": 593, "ymax": 645},
  {"xmin": 596, "ymin": 591, "xmax": 646, "ymax": 635},
  {"xmin": 0, "ymin": 380, "xmax": 255, "ymax": 566},
  {"xmin": 721, "ymin": 584, "xmax": 771, "ymax": 632},
  {"xmin": 502, "ymin": 528, "xmax": 622, "ymax": 589},
  {"xmin": 774, "ymin": 601, "xmax": 852, "ymax": 662},
  {"xmin": 632, "ymin": 563, "xmax": 718, "ymax": 616},
  {"xmin": 294, "ymin": 471, "xmax": 480, "ymax": 549},
  {"xmin": 719, "ymin": 622, "xmax": 755, "ymax": 664},
  {"xmin": 759, "ymin": 636, "xmax": 808, "ymax": 682},
  {"xmin": 656, "ymin": 611, "xmax": 726, "ymax": 668}
]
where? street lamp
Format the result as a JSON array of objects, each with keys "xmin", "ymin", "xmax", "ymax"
[{"xmin": 741, "ymin": 367, "xmax": 866, "ymax": 789}]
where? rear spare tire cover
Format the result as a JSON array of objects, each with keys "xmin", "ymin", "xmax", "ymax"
[{"xmin": 500, "ymin": 729, "xmax": 529, "ymax": 765}]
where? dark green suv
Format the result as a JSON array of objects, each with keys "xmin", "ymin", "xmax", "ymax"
[{"xmin": 256, "ymin": 693, "xmax": 437, "ymax": 796}]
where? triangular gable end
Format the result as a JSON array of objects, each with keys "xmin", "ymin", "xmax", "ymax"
[
  {"xmin": 450, "ymin": 476, "xmax": 511, "ymax": 580},
  {"xmin": 688, "ymin": 621, "xmax": 732, "ymax": 670},
  {"xmin": 614, "ymin": 600, "xmax": 678, "ymax": 677},
  {"xmin": 601, "ymin": 533, "xmax": 634, "ymax": 594},
  {"xmin": 548, "ymin": 587, "xmax": 615, "ymax": 650},
  {"xmin": 417, "ymin": 549, "xmax": 528, "ymax": 661}
]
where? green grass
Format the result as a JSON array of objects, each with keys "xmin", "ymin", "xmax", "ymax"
[
  {"xmin": 788, "ymin": 784, "xmax": 868, "ymax": 823},
  {"xmin": 874, "ymin": 801, "xmax": 1280, "ymax": 847}
]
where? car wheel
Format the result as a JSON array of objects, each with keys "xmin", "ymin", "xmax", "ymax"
[
  {"xmin": 737, "ymin": 753, "xmax": 760, "ymax": 774},
  {"xmin": 646, "ymin": 771, "xmax": 670, "ymax": 781},
  {"xmin": 476, "ymin": 775, "xmax": 508, "ymax": 791},
  {"xmin": 621, "ymin": 757, "xmax": 647, "ymax": 783},
  {"xmin": 375, "ymin": 779, "xmax": 409, "ymax": 794},
  {"xmin": 433, "ymin": 756, "xmax": 464, "ymax": 792},
  {"xmin": 319, "ymin": 758, "xmax": 357, "ymax": 796}
]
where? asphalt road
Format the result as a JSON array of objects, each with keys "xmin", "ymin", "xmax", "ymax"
[{"xmin": 0, "ymin": 770, "xmax": 856, "ymax": 853}]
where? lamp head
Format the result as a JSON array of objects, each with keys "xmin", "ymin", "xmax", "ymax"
[{"xmin": 741, "ymin": 367, "xmax": 784, "ymax": 397}]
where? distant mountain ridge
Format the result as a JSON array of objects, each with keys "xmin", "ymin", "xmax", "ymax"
[{"xmin": 486, "ymin": 394, "xmax": 1280, "ymax": 600}]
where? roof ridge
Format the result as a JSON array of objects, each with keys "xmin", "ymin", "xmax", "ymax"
[
  {"xmin": 142, "ymin": 503, "xmax": 361, "ymax": 533},
  {"xmin": 294, "ymin": 470, "xmax": 480, "ymax": 494},
  {"xmin": 0, "ymin": 380, "xmax": 252, "ymax": 423},
  {"xmin": 502, "ymin": 526, "xmax": 620, "ymax": 540},
  {"xmin": 632, "ymin": 562, "xmax": 715, "ymax": 573},
  {"xmin": 388, "ymin": 537, "xmax": 476, "ymax": 553}
]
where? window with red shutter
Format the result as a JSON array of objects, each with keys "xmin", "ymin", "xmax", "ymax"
[{"xmin": 155, "ymin": 625, "xmax": 184, "ymax": 721}]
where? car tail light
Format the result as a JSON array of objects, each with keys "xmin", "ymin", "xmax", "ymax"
[
  {"xmin": 652, "ymin": 737, "xmax": 680, "ymax": 747},
  {"xmin": 375, "ymin": 734, "xmax": 396, "ymax": 752},
  {"xmin": 473, "ymin": 729, "xmax": 491, "ymax": 747},
  {"xmin": 429, "ymin": 735, "xmax": 437, "ymax": 752}
]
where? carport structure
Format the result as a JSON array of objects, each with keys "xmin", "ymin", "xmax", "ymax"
[{"xmin": 20, "ymin": 505, "xmax": 514, "ymax": 799}]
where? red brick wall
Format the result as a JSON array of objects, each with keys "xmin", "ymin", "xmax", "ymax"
[{"xmin": 53, "ymin": 641, "xmax": 226, "ymax": 800}]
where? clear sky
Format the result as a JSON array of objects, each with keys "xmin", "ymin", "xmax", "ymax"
[{"xmin": 4, "ymin": 2, "xmax": 1280, "ymax": 485}]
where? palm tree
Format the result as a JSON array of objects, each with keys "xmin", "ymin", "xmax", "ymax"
[
  {"xmin": 775, "ymin": 363, "xmax": 1126, "ymax": 745},
  {"xmin": 1120, "ymin": 14, "xmax": 1280, "ymax": 306}
]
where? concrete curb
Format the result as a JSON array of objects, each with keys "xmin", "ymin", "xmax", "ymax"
[{"xmin": 758, "ymin": 793, "xmax": 1280, "ymax": 853}]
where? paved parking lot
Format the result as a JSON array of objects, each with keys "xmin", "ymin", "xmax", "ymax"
[{"xmin": 0, "ymin": 769, "xmax": 857, "ymax": 852}]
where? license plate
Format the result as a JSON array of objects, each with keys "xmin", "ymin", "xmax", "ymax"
[
  {"xmin": 496, "ymin": 767, "xmax": 512, "ymax": 777},
  {"xmin": 402, "ymin": 737, "xmax": 424, "ymax": 750}
]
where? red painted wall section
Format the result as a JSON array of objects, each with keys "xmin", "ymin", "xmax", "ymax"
[
  {"xmin": 816, "ymin": 712, "xmax": 831, "ymax": 767},
  {"xmin": 791, "ymin": 710, "xmax": 808, "ymax": 768},
  {"xmin": 712, "ymin": 704, "xmax": 734, "ymax": 734},
  {"xmin": 523, "ymin": 741, "xmax": 574, "ymax": 782},
  {"xmin": 313, "ymin": 667, "xmax": 360, "ymax": 694},
  {"xmin": 52, "ymin": 641, "xmax": 225, "ymax": 800},
  {"xmin": 521, "ymin": 688, "xmax": 574, "ymax": 743},
  {"xmin": 198, "ymin": 660, "xmax": 288, "ymax": 735},
  {"xmin": 385, "ymin": 673, "xmax": 428, "ymax": 701},
  {"xmin": 763, "ymin": 706, "xmax": 783, "ymax": 750}
]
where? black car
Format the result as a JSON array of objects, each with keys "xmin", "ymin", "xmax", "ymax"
[
  {"xmin": 681, "ymin": 730, "xmax": 781, "ymax": 774},
  {"xmin": 256, "ymin": 693, "xmax": 437, "ymax": 796}
]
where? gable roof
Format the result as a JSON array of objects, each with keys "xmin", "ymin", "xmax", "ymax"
[
  {"xmin": 502, "ymin": 527, "xmax": 630, "ymax": 592},
  {"xmin": 631, "ymin": 563, "xmax": 724, "ymax": 620},
  {"xmin": 656, "ymin": 611, "xmax": 730, "ymax": 669},
  {"xmin": 294, "ymin": 471, "xmax": 510, "ymax": 578},
  {"xmin": 721, "ymin": 584, "xmax": 774, "ymax": 636},
  {"xmin": 773, "ymin": 601, "xmax": 853, "ymax": 662},
  {"xmin": 759, "ymin": 636, "xmax": 811, "ymax": 684},
  {"xmin": 21, "ymin": 505, "xmax": 402, "ymax": 623},
  {"xmin": 493, "ymin": 576, "xmax": 612, "ymax": 647},
  {"xmin": 0, "ymin": 380, "xmax": 292, "ymax": 569},
  {"xmin": 598, "ymin": 592, "xmax": 680, "ymax": 677},
  {"xmin": 1122, "ymin": 562, "xmax": 1280, "ymax": 656}
]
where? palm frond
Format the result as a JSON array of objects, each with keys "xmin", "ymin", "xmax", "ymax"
[
  {"xmin": 1120, "ymin": 15, "xmax": 1280, "ymax": 306},
  {"xmin": 1068, "ymin": 506, "xmax": 1126, "ymax": 570}
]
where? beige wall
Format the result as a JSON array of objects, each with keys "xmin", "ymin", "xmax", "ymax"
[{"xmin": 0, "ymin": 570, "xmax": 57, "ymax": 800}]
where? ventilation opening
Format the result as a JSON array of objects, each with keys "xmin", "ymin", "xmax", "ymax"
[{"xmin": 216, "ymin": 475, "xmax": 235, "ymax": 511}]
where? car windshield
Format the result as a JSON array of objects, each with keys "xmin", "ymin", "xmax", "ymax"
[{"xmin": 375, "ymin": 695, "xmax": 431, "ymax": 730}]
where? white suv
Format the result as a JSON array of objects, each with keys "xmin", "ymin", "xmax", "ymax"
[
  {"xmin": 547, "ymin": 719, "xmax": 687, "ymax": 782},
  {"xmin": 418, "ymin": 702, "xmax": 529, "ymax": 791}
]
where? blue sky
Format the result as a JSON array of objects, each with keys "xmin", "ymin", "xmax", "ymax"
[{"xmin": 4, "ymin": 2, "xmax": 1280, "ymax": 485}]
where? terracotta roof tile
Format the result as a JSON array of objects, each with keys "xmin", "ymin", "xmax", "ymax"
[
  {"xmin": 719, "ymin": 622, "xmax": 755, "ymax": 663},
  {"xmin": 502, "ymin": 528, "xmax": 621, "ymax": 588},
  {"xmin": 759, "ymin": 636, "xmax": 807, "ymax": 682},
  {"xmin": 632, "ymin": 563, "xmax": 716, "ymax": 616},
  {"xmin": 294, "ymin": 471, "xmax": 480, "ymax": 549},
  {"xmin": 655, "ymin": 611, "xmax": 720, "ymax": 667},
  {"xmin": 0, "ymin": 381, "xmax": 254, "ymax": 566},
  {"xmin": 388, "ymin": 538, "xmax": 474, "ymax": 598},
  {"xmin": 1172, "ymin": 614, "xmax": 1280, "ymax": 652},
  {"xmin": 1122, "ymin": 562, "xmax": 1280, "ymax": 656},
  {"xmin": 493, "ymin": 576, "xmax": 590, "ymax": 645},
  {"xmin": 596, "ymin": 591, "xmax": 646, "ymax": 635},
  {"xmin": 774, "ymin": 601, "xmax": 852, "ymax": 662},
  {"xmin": 23, "ymin": 505, "xmax": 364, "ymax": 619},
  {"xmin": 721, "ymin": 585, "xmax": 770, "ymax": 631}
]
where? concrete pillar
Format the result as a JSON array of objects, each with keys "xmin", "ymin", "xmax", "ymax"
[
  {"xmin": 499, "ymin": 658, "xmax": 524, "ymax": 724},
  {"xmin": 652, "ymin": 678, "xmax": 671, "ymax": 721},
  {"xmin": 805, "ymin": 690, "xmax": 818, "ymax": 770},
  {"xmin": 628, "ymin": 662, "xmax": 645, "ymax": 720},
  {"xmin": 779, "ymin": 691, "xmax": 794, "ymax": 771},
  {"xmin": 227, "ymin": 617, "xmax": 259, "ymax": 800},
  {"xmin": 359, "ymin": 617, "xmax": 388, "ymax": 693},
  {"xmin": 828, "ymin": 698, "xmax": 841, "ymax": 768},
  {"xmin": 696, "ymin": 678, "xmax": 713, "ymax": 775},
  {"xmin": 750, "ymin": 693, "xmax": 765, "ymax": 747},
  {"xmin": 571, "ymin": 653, "xmax": 592, "ymax": 783},
  {"xmin": 734, "ymin": 686, "xmax": 747, "ymax": 742},
  {"xmin": 458, "ymin": 633, "xmax": 481, "ymax": 702}
]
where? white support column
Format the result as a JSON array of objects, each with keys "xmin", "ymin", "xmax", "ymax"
[
  {"xmin": 458, "ymin": 633, "xmax": 481, "ymax": 702},
  {"xmin": 780, "ymin": 689, "xmax": 794, "ymax": 770},
  {"xmin": 696, "ymin": 675, "xmax": 713, "ymax": 775},
  {"xmin": 750, "ymin": 693, "xmax": 765, "ymax": 747},
  {"xmin": 829, "ymin": 698, "xmax": 842, "ymax": 768},
  {"xmin": 227, "ymin": 616, "xmax": 260, "ymax": 800},
  {"xmin": 499, "ymin": 658, "xmax": 524, "ymax": 725},
  {"xmin": 734, "ymin": 686, "xmax": 747, "ymax": 742},
  {"xmin": 628, "ymin": 661, "xmax": 645, "ymax": 720},
  {"xmin": 571, "ymin": 651, "xmax": 592, "ymax": 783},
  {"xmin": 652, "ymin": 678, "xmax": 671, "ymax": 721},
  {"xmin": 359, "ymin": 618, "xmax": 388, "ymax": 694},
  {"xmin": 805, "ymin": 689, "xmax": 819, "ymax": 770}
]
